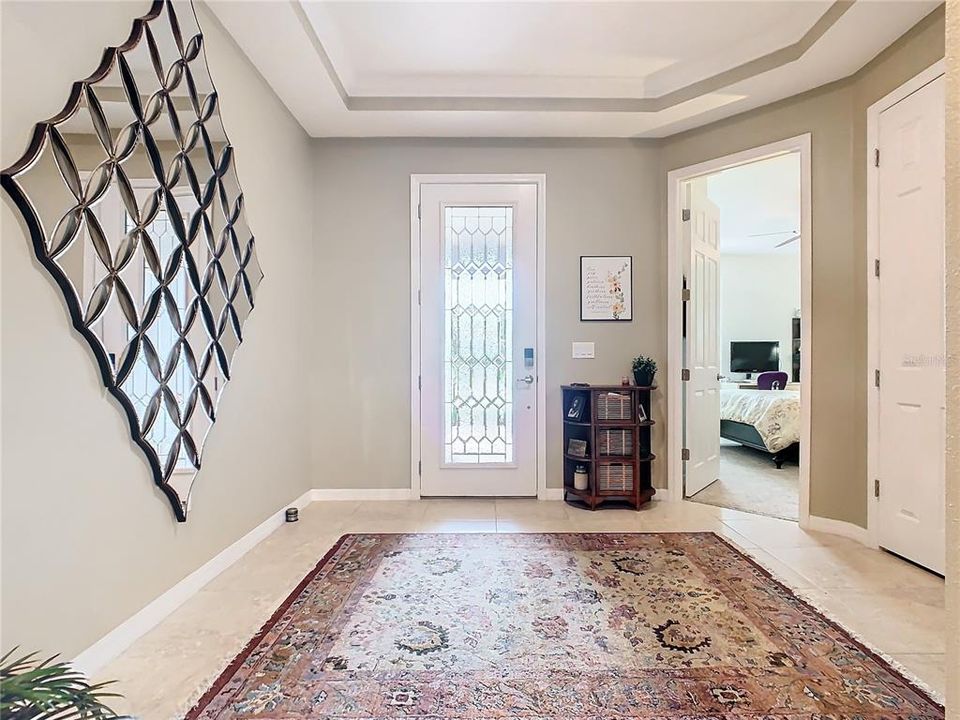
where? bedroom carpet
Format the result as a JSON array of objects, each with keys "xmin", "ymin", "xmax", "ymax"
[
  {"xmin": 186, "ymin": 532, "xmax": 941, "ymax": 720},
  {"xmin": 690, "ymin": 439, "xmax": 799, "ymax": 520}
]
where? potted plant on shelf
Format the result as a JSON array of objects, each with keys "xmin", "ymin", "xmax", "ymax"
[
  {"xmin": 1, "ymin": 648, "xmax": 126, "ymax": 719},
  {"xmin": 632, "ymin": 355, "xmax": 657, "ymax": 387}
]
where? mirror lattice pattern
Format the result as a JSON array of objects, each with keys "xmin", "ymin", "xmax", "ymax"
[
  {"xmin": 0, "ymin": 0, "xmax": 263, "ymax": 521},
  {"xmin": 443, "ymin": 207, "xmax": 514, "ymax": 464}
]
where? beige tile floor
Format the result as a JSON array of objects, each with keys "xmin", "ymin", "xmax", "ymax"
[{"xmin": 96, "ymin": 498, "xmax": 946, "ymax": 719}]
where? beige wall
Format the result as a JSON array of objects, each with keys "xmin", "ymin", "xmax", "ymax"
[
  {"xmin": 311, "ymin": 140, "xmax": 664, "ymax": 490},
  {"xmin": 0, "ymin": 1, "xmax": 314, "ymax": 657},
  {"xmin": 944, "ymin": 3, "xmax": 958, "ymax": 716},
  {"xmin": 661, "ymin": 7, "xmax": 945, "ymax": 526}
]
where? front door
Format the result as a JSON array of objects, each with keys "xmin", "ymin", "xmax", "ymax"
[
  {"xmin": 683, "ymin": 177, "xmax": 722, "ymax": 498},
  {"xmin": 418, "ymin": 182, "xmax": 539, "ymax": 496},
  {"xmin": 877, "ymin": 73, "xmax": 945, "ymax": 574}
]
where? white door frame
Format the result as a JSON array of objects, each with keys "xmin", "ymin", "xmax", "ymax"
[
  {"xmin": 666, "ymin": 135, "xmax": 812, "ymax": 527},
  {"xmin": 865, "ymin": 59, "xmax": 946, "ymax": 548},
  {"xmin": 409, "ymin": 173, "xmax": 547, "ymax": 500}
]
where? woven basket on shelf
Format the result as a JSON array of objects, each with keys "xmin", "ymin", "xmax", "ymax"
[
  {"xmin": 597, "ymin": 463, "xmax": 634, "ymax": 493},
  {"xmin": 596, "ymin": 392, "xmax": 632, "ymax": 421},
  {"xmin": 598, "ymin": 428, "xmax": 633, "ymax": 456}
]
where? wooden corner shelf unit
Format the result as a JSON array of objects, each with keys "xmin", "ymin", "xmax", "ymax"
[{"xmin": 561, "ymin": 384, "xmax": 656, "ymax": 511}]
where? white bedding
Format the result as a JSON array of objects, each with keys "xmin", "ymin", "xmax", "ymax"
[{"xmin": 720, "ymin": 388, "xmax": 800, "ymax": 453}]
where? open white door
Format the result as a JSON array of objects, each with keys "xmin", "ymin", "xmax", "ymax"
[
  {"xmin": 876, "ymin": 74, "xmax": 945, "ymax": 574},
  {"xmin": 683, "ymin": 178, "xmax": 722, "ymax": 498}
]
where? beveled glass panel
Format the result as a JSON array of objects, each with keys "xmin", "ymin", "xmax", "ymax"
[{"xmin": 443, "ymin": 206, "xmax": 513, "ymax": 465}]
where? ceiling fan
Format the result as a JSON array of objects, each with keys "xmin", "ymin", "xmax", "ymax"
[{"xmin": 748, "ymin": 230, "xmax": 799, "ymax": 248}]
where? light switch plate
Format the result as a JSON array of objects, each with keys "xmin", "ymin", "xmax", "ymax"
[{"xmin": 572, "ymin": 342, "xmax": 595, "ymax": 359}]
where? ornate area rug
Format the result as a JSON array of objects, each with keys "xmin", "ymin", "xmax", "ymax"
[{"xmin": 186, "ymin": 533, "xmax": 942, "ymax": 719}]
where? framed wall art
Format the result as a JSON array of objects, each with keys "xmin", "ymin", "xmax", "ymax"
[{"xmin": 580, "ymin": 256, "xmax": 632, "ymax": 321}]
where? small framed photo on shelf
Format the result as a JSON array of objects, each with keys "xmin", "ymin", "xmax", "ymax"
[
  {"xmin": 567, "ymin": 438, "xmax": 588, "ymax": 458},
  {"xmin": 638, "ymin": 404, "xmax": 648, "ymax": 422},
  {"xmin": 566, "ymin": 395, "xmax": 586, "ymax": 420},
  {"xmin": 580, "ymin": 256, "xmax": 633, "ymax": 321}
]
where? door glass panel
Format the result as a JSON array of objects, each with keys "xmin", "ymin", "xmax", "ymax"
[{"xmin": 443, "ymin": 206, "xmax": 513, "ymax": 464}]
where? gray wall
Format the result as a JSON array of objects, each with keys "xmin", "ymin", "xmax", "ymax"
[
  {"xmin": 661, "ymin": 6, "xmax": 945, "ymax": 526},
  {"xmin": 311, "ymin": 139, "xmax": 665, "ymax": 490},
  {"xmin": 309, "ymin": 6, "xmax": 944, "ymax": 516},
  {"xmin": 0, "ymin": 1, "xmax": 314, "ymax": 657}
]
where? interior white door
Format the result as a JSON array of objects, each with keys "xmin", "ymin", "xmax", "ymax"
[
  {"xmin": 877, "ymin": 74, "xmax": 946, "ymax": 574},
  {"xmin": 419, "ymin": 182, "xmax": 539, "ymax": 497},
  {"xmin": 683, "ymin": 178, "xmax": 722, "ymax": 498}
]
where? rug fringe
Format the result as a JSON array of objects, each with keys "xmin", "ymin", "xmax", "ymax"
[{"xmin": 715, "ymin": 534, "xmax": 945, "ymax": 706}]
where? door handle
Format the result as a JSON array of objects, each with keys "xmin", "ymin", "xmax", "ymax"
[{"xmin": 517, "ymin": 374, "xmax": 535, "ymax": 385}]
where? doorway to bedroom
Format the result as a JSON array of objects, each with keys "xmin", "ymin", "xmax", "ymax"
[{"xmin": 668, "ymin": 137, "xmax": 810, "ymax": 524}]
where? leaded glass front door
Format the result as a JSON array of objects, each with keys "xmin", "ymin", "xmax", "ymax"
[{"xmin": 419, "ymin": 182, "xmax": 539, "ymax": 497}]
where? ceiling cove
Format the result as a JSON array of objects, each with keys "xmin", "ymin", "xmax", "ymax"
[
  {"xmin": 204, "ymin": 1, "xmax": 941, "ymax": 137},
  {"xmin": 292, "ymin": 0, "xmax": 853, "ymax": 114}
]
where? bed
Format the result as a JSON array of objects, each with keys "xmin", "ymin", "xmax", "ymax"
[{"xmin": 719, "ymin": 388, "xmax": 800, "ymax": 468}]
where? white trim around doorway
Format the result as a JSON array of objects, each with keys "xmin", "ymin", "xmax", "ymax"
[
  {"xmin": 666, "ymin": 135, "xmax": 812, "ymax": 528},
  {"xmin": 409, "ymin": 173, "xmax": 548, "ymax": 500},
  {"xmin": 865, "ymin": 59, "xmax": 946, "ymax": 548}
]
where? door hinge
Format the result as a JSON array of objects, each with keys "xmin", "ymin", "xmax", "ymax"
[
  {"xmin": 681, "ymin": 448, "xmax": 690, "ymax": 461},
  {"xmin": 681, "ymin": 288, "xmax": 691, "ymax": 302},
  {"xmin": 874, "ymin": 258, "xmax": 880, "ymax": 277},
  {"xmin": 418, "ymin": 460, "xmax": 422, "ymax": 476},
  {"xmin": 874, "ymin": 478, "xmax": 880, "ymax": 498},
  {"xmin": 418, "ymin": 375, "xmax": 422, "ymax": 390},
  {"xmin": 681, "ymin": 368, "xmax": 690, "ymax": 382},
  {"xmin": 417, "ymin": 289, "xmax": 422, "ymax": 305},
  {"xmin": 681, "ymin": 208, "xmax": 691, "ymax": 222},
  {"xmin": 874, "ymin": 148, "xmax": 880, "ymax": 167},
  {"xmin": 417, "ymin": 203, "xmax": 421, "ymax": 220},
  {"xmin": 874, "ymin": 369, "xmax": 880, "ymax": 388}
]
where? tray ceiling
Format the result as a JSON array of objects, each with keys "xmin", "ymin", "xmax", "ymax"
[{"xmin": 207, "ymin": 0, "xmax": 940, "ymax": 137}]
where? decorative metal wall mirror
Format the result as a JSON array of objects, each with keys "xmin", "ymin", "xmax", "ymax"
[{"xmin": 1, "ymin": 0, "xmax": 263, "ymax": 521}]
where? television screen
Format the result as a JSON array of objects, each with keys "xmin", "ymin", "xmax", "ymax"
[{"xmin": 730, "ymin": 341, "xmax": 780, "ymax": 373}]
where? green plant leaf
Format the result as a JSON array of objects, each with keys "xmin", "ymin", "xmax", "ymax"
[{"xmin": 0, "ymin": 648, "xmax": 126, "ymax": 720}]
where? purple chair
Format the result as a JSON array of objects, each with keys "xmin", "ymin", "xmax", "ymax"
[{"xmin": 756, "ymin": 371, "xmax": 788, "ymax": 390}]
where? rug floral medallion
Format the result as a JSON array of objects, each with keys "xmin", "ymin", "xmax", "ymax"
[{"xmin": 186, "ymin": 533, "xmax": 943, "ymax": 720}]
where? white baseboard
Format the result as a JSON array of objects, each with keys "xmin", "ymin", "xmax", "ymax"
[
  {"xmin": 806, "ymin": 514, "xmax": 872, "ymax": 546},
  {"xmin": 72, "ymin": 486, "xmax": 563, "ymax": 676},
  {"xmin": 310, "ymin": 488, "xmax": 413, "ymax": 501},
  {"xmin": 71, "ymin": 489, "xmax": 313, "ymax": 677},
  {"xmin": 309, "ymin": 488, "xmax": 565, "ymax": 502}
]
